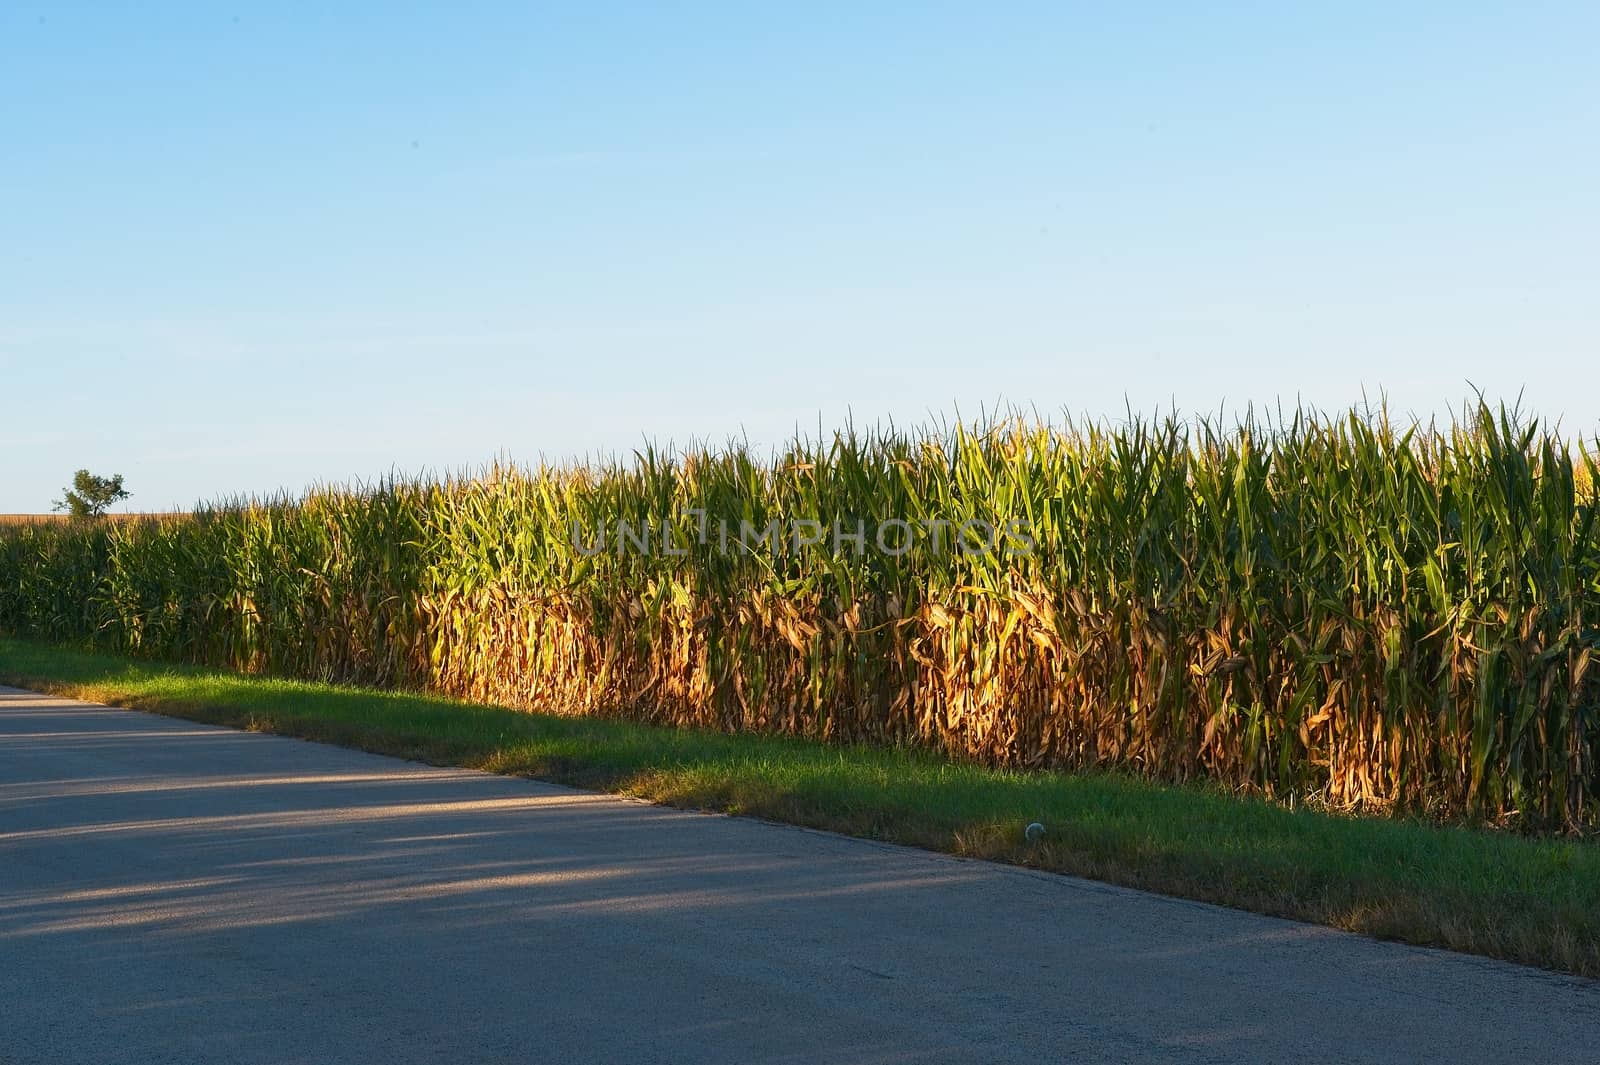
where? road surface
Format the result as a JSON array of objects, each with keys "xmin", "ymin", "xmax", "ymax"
[{"xmin": 2, "ymin": 685, "xmax": 1596, "ymax": 1064}]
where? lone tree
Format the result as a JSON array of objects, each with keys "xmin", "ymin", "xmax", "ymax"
[{"xmin": 53, "ymin": 470, "xmax": 131, "ymax": 518}]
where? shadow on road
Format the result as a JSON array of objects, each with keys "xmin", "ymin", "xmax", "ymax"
[{"xmin": 3, "ymin": 689, "xmax": 1596, "ymax": 1065}]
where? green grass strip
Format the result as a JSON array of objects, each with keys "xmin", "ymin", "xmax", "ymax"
[{"xmin": 4, "ymin": 636, "xmax": 1597, "ymax": 977}]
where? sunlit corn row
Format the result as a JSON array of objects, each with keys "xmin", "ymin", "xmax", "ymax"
[{"xmin": 3, "ymin": 403, "xmax": 1597, "ymax": 829}]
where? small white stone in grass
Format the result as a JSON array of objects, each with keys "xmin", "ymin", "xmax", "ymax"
[{"xmin": 1025, "ymin": 822, "xmax": 1046, "ymax": 842}]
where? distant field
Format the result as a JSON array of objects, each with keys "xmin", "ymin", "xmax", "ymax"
[{"xmin": 0, "ymin": 513, "xmax": 174, "ymax": 525}]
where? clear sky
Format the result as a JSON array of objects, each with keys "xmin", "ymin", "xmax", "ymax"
[{"xmin": 3, "ymin": 2, "xmax": 1597, "ymax": 511}]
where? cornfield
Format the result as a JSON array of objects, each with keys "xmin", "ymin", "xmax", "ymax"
[{"xmin": 3, "ymin": 402, "xmax": 1598, "ymax": 829}]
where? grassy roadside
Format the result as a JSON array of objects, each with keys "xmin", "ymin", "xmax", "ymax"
[{"xmin": 3, "ymin": 637, "xmax": 1598, "ymax": 978}]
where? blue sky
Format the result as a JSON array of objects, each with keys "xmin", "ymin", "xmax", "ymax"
[{"xmin": 3, "ymin": 2, "xmax": 1597, "ymax": 511}]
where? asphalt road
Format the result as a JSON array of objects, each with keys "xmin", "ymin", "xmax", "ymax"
[{"xmin": 2, "ymin": 686, "xmax": 1597, "ymax": 1064}]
